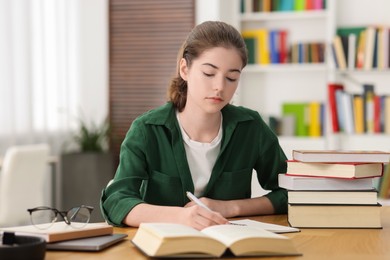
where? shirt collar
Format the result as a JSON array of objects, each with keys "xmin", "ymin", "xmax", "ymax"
[{"xmin": 144, "ymin": 102, "xmax": 255, "ymax": 131}]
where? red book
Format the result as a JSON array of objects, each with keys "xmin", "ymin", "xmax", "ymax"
[
  {"xmin": 373, "ymin": 95, "xmax": 381, "ymax": 133},
  {"xmin": 305, "ymin": 0, "xmax": 313, "ymax": 10},
  {"xmin": 279, "ymin": 30, "xmax": 288, "ymax": 63},
  {"xmin": 328, "ymin": 83, "xmax": 344, "ymax": 132}
]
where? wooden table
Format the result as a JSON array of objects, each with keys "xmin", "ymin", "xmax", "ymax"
[{"xmin": 45, "ymin": 206, "xmax": 390, "ymax": 260}]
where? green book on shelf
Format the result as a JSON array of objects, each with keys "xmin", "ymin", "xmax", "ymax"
[
  {"xmin": 336, "ymin": 27, "xmax": 367, "ymax": 37},
  {"xmin": 282, "ymin": 103, "xmax": 308, "ymax": 136},
  {"xmin": 294, "ymin": 0, "xmax": 305, "ymax": 11},
  {"xmin": 243, "ymin": 37, "xmax": 256, "ymax": 64}
]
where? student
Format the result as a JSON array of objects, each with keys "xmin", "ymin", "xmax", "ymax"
[{"xmin": 101, "ymin": 21, "xmax": 287, "ymax": 230}]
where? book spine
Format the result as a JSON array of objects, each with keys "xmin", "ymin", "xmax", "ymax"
[
  {"xmin": 363, "ymin": 84, "xmax": 375, "ymax": 133},
  {"xmin": 327, "ymin": 83, "xmax": 344, "ymax": 132}
]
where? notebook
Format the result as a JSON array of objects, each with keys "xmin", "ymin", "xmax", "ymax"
[{"xmin": 46, "ymin": 233, "xmax": 127, "ymax": 251}]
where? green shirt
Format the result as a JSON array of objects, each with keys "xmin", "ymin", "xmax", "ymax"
[{"xmin": 101, "ymin": 102, "xmax": 287, "ymax": 226}]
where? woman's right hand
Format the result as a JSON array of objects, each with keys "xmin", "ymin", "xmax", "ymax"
[
  {"xmin": 180, "ymin": 204, "xmax": 229, "ymax": 230},
  {"xmin": 123, "ymin": 203, "xmax": 228, "ymax": 230}
]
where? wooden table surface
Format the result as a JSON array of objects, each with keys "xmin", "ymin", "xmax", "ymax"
[{"xmin": 45, "ymin": 206, "xmax": 390, "ymax": 260}]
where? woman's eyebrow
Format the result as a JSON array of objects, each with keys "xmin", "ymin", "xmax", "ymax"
[{"xmin": 202, "ymin": 63, "xmax": 241, "ymax": 73}]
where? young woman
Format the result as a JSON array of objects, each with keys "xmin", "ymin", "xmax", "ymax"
[{"xmin": 101, "ymin": 21, "xmax": 287, "ymax": 230}]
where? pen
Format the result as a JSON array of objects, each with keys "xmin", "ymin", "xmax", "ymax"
[
  {"xmin": 186, "ymin": 191, "xmax": 212, "ymax": 211},
  {"xmin": 186, "ymin": 191, "xmax": 246, "ymax": 226}
]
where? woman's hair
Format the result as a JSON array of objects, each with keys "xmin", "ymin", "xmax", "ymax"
[{"xmin": 167, "ymin": 21, "xmax": 248, "ymax": 112}]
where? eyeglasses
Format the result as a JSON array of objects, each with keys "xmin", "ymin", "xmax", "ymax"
[{"xmin": 27, "ymin": 205, "xmax": 94, "ymax": 229}]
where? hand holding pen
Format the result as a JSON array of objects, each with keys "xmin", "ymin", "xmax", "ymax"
[
  {"xmin": 186, "ymin": 191, "xmax": 213, "ymax": 211},
  {"xmin": 186, "ymin": 191, "xmax": 245, "ymax": 226}
]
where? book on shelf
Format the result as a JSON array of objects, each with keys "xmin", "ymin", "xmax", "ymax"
[
  {"xmin": 347, "ymin": 33, "xmax": 356, "ymax": 70},
  {"xmin": 243, "ymin": 36, "xmax": 256, "ymax": 64},
  {"xmin": 292, "ymin": 149, "xmax": 390, "ymax": 163},
  {"xmin": 308, "ymin": 101, "xmax": 322, "ymax": 137},
  {"xmin": 269, "ymin": 30, "xmax": 280, "ymax": 64},
  {"xmin": 378, "ymin": 26, "xmax": 389, "ymax": 69},
  {"xmin": 328, "ymin": 83, "xmax": 344, "ymax": 132},
  {"xmin": 335, "ymin": 25, "xmax": 390, "ymax": 70},
  {"xmin": 288, "ymin": 203, "xmax": 382, "ymax": 228},
  {"xmin": 286, "ymin": 160, "xmax": 384, "ymax": 179},
  {"xmin": 294, "ymin": 0, "xmax": 305, "ymax": 11},
  {"xmin": 280, "ymin": 0, "xmax": 294, "ymax": 11},
  {"xmin": 356, "ymin": 29, "xmax": 366, "ymax": 69},
  {"xmin": 241, "ymin": 29, "xmax": 270, "ymax": 65},
  {"xmin": 374, "ymin": 95, "xmax": 382, "ymax": 133},
  {"xmin": 278, "ymin": 173, "xmax": 375, "ymax": 191},
  {"xmin": 262, "ymin": 0, "xmax": 271, "ymax": 12},
  {"xmin": 279, "ymin": 30, "xmax": 288, "ymax": 63},
  {"xmin": 0, "ymin": 222, "xmax": 113, "ymax": 243},
  {"xmin": 290, "ymin": 42, "xmax": 325, "ymax": 64},
  {"xmin": 287, "ymin": 189, "xmax": 378, "ymax": 205},
  {"xmin": 240, "ymin": 0, "xmax": 324, "ymax": 13},
  {"xmin": 282, "ymin": 102, "xmax": 308, "ymax": 136},
  {"xmin": 353, "ymin": 94, "xmax": 365, "ymax": 134},
  {"xmin": 328, "ymin": 82, "xmax": 389, "ymax": 134},
  {"xmin": 336, "ymin": 26, "xmax": 366, "ymax": 69},
  {"xmin": 364, "ymin": 26, "xmax": 377, "ymax": 70},
  {"xmin": 386, "ymin": 96, "xmax": 390, "ymax": 134},
  {"xmin": 335, "ymin": 89, "xmax": 346, "ymax": 132},
  {"xmin": 338, "ymin": 90, "xmax": 355, "ymax": 134},
  {"xmin": 363, "ymin": 84, "xmax": 375, "ymax": 133},
  {"xmin": 277, "ymin": 101, "xmax": 325, "ymax": 137},
  {"xmin": 332, "ymin": 35, "xmax": 347, "ymax": 69},
  {"xmin": 131, "ymin": 223, "xmax": 300, "ymax": 258}
]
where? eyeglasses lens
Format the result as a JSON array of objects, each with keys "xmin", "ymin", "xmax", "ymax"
[
  {"xmin": 30, "ymin": 209, "xmax": 56, "ymax": 229},
  {"xmin": 67, "ymin": 206, "xmax": 91, "ymax": 228}
]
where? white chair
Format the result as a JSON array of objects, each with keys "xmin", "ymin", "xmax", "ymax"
[{"xmin": 0, "ymin": 144, "xmax": 50, "ymax": 227}]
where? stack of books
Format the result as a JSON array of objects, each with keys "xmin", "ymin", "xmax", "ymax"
[{"xmin": 279, "ymin": 149, "xmax": 390, "ymax": 228}]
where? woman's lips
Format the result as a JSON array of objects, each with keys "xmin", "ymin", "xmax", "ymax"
[{"xmin": 207, "ymin": 97, "xmax": 223, "ymax": 102}]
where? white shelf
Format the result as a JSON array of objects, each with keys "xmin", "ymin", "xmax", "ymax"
[{"xmin": 335, "ymin": 69, "xmax": 390, "ymax": 75}]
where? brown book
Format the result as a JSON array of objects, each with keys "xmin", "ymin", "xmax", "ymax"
[
  {"xmin": 0, "ymin": 222, "xmax": 113, "ymax": 243},
  {"xmin": 132, "ymin": 223, "xmax": 300, "ymax": 258},
  {"xmin": 288, "ymin": 203, "xmax": 382, "ymax": 229},
  {"xmin": 292, "ymin": 149, "xmax": 390, "ymax": 163}
]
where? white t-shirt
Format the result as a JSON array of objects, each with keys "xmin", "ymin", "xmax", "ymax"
[{"xmin": 177, "ymin": 113, "xmax": 223, "ymax": 197}]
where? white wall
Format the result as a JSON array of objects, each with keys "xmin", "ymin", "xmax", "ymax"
[{"xmin": 196, "ymin": 0, "xmax": 238, "ymax": 25}]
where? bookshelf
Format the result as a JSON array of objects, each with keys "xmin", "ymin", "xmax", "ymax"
[
  {"xmin": 231, "ymin": 0, "xmax": 334, "ymax": 158},
  {"xmin": 222, "ymin": 0, "xmax": 390, "ymax": 158},
  {"xmin": 331, "ymin": 0, "xmax": 390, "ymax": 151}
]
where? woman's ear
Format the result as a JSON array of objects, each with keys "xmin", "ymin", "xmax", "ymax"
[{"xmin": 179, "ymin": 58, "xmax": 188, "ymax": 81}]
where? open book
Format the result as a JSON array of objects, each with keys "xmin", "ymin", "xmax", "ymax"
[
  {"xmin": 132, "ymin": 223, "xmax": 300, "ymax": 258},
  {"xmin": 0, "ymin": 222, "xmax": 113, "ymax": 243}
]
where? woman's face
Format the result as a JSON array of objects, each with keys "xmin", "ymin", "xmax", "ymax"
[{"xmin": 179, "ymin": 47, "xmax": 242, "ymax": 115}]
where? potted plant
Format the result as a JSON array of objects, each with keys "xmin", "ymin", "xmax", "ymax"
[{"xmin": 60, "ymin": 118, "xmax": 115, "ymax": 222}]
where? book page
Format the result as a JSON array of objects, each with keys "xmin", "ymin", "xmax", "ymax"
[
  {"xmin": 140, "ymin": 223, "xmax": 208, "ymax": 239},
  {"xmin": 229, "ymin": 219, "xmax": 300, "ymax": 233},
  {"xmin": 201, "ymin": 224, "xmax": 287, "ymax": 247}
]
